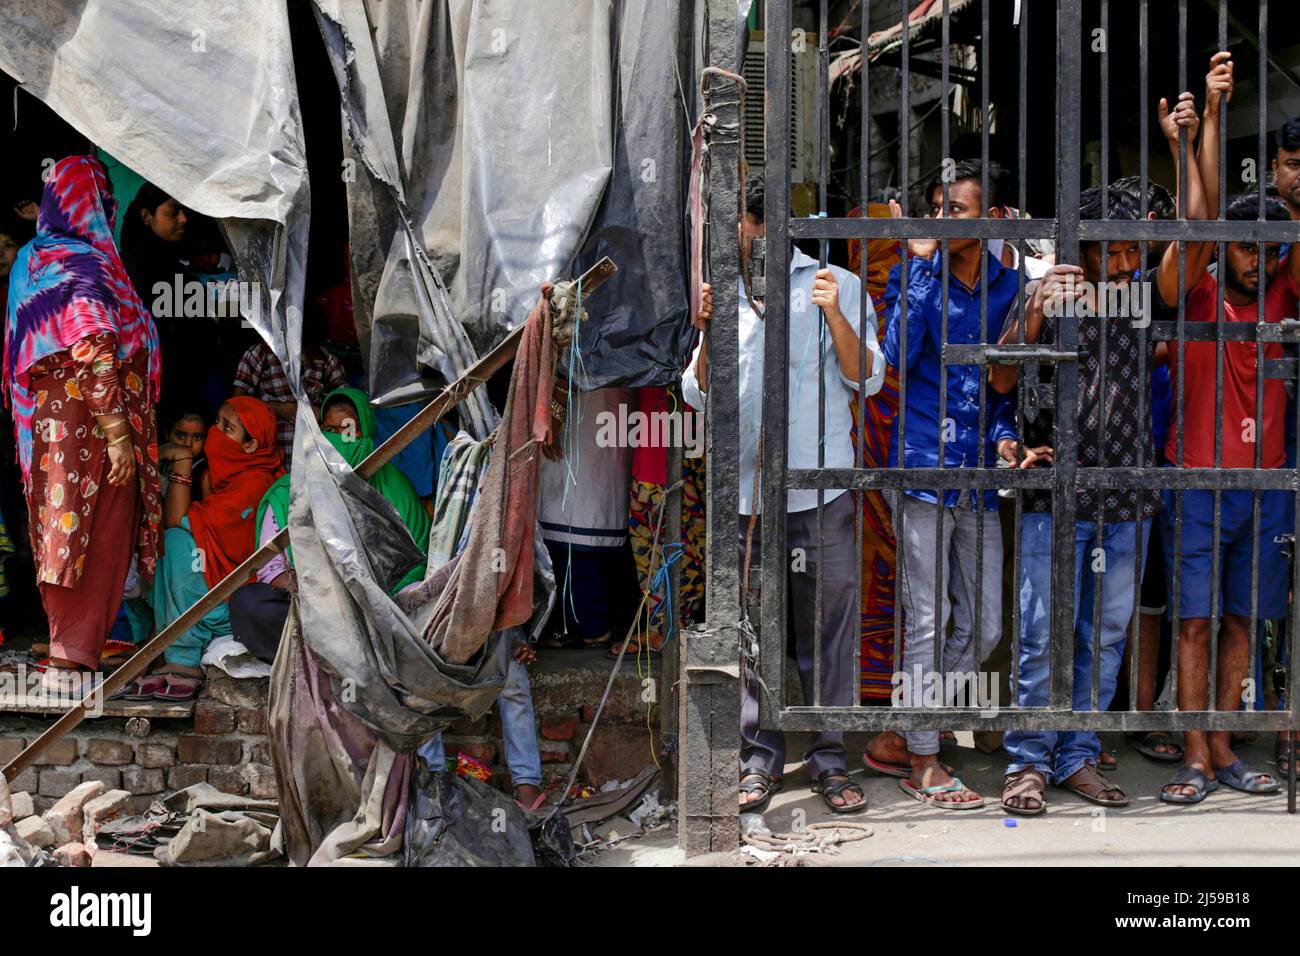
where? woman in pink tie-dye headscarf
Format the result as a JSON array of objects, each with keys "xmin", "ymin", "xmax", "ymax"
[{"xmin": 3, "ymin": 155, "xmax": 161, "ymax": 693}]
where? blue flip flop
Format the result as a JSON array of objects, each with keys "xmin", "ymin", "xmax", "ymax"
[
  {"xmin": 1159, "ymin": 766, "xmax": 1219, "ymax": 804},
  {"xmin": 1215, "ymin": 760, "xmax": 1280, "ymax": 795}
]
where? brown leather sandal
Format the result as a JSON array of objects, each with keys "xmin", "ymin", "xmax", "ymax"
[
  {"xmin": 1001, "ymin": 768, "xmax": 1047, "ymax": 816},
  {"xmin": 1056, "ymin": 762, "xmax": 1129, "ymax": 807}
]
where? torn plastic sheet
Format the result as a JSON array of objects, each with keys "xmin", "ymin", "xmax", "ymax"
[{"xmin": 405, "ymin": 763, "xmax": 535, "ymax": 868}]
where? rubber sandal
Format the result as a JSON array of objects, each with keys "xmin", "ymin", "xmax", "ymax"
[
  {"xmin": 1098, "ymin": 750, "xmax": 1117, "ymax": 771},
  {"xmin": 1057, "ymin": 763, "xmax": 1129, "ymax": 807},
  {"xmin": 862, "ymin": 753, "xmax": 955, "ymax": 779},
  {"xmin": 1159, "ymin": 766, "xmax": 1219, "ymax": 804},
  {"xmin": 1215, "ymin": 760, "xmax": 1280, "ymax": 795},
  {"xmin": 739, "ymin": 771, "xmax": 783, "ymax": 813},
  {"xmin": 153, "ymin": 674, "xmax": 202, "ymax": 702},
  {"xmin": 513, "ymin": 789, "xmax": 548, "ymax": 812},
  {"xmin": 899, "ymin": 775, "xmax": 984, "ymax": 810},
  {"xmin": 812, "ymin": 770, "xmax": 868, "ymax": 814},
  {"xmin": 124, "ymin": 674, "xmax": 168, "ymax": 700},
  {"xmin": 1001, "ymin": 768, "xmax": 1048, "ymax": 816},
  {"xmin": 1128, "ymin": 731, "xmax": 1184, "ymax": 763},
  {"xmin": 39, "ymin": 666, "xmax": 100, "ymax": 698}
]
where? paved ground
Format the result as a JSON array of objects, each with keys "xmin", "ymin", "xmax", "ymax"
[{"xmin": 590, "ymin": 732, "xmax": 1300, "ymax": 867}]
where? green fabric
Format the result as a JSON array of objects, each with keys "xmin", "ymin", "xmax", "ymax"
[
  {"xmin": 97, "ymin": 149, "xmax": 146, "ymax": 245},
  {"xmin": 255, "ymin": 387, "xmax": 430, "ymax": 592},
  {"xmin": 152, "ymin": 524, "xmax": 231, "ymax": 668}
]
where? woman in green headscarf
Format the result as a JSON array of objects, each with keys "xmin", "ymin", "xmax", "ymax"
[{"xmin": 261, "ymin": 386, "xmax": 430, "ymax": 591}]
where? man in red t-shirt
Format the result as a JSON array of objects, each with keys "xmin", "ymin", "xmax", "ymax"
[{"xmin": 1159, "ymin": 192, "xmax": 1300, "ymax": 804}]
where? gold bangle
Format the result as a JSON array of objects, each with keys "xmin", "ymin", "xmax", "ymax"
[{"xmin": 108, "ymin": 432, "xmax": 132, "ymax": 448}]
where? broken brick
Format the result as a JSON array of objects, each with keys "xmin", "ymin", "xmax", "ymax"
[
  {"xmin": 53, "ymin": 841, "xmax": 94, "ymax": 867},
  {"xmin": 82, "ymin": 789, "xmax": 131, "ymax": 841},
  {"xmin": 15, "ymin": 815, "xmax": 55, "ymax": 849},
  {"xmin": 43, "ymin": 779, "xmax": 105, "ymax": 844}
]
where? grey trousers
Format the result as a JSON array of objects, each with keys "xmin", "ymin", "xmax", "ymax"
[
  {"xmin": 893, "ymin": 492, "xmax": 1003, "ymax": 756},
  {"xmin": 740, "ymin": 492, "xmax": 858, "ymax": 780}
]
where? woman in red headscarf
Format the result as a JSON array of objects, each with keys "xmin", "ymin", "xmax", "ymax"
[
  {"xmin": 124, "ymin": 395, "xmax": 282, "ymax": 701},
  {"xmin": 4, "ymin": 156, "xmax": 161, "ymax": 694}
]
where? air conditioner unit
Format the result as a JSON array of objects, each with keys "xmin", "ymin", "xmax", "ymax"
[{"xmin": 741, "ymin": 31, "xmax": 818, "ymax": 184}]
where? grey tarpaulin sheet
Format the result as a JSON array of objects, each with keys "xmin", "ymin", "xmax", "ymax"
[{"xmin": 314, "ymin": 0, "xmax": 696, "ymax": 395}]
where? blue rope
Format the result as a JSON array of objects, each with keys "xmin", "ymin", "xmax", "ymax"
[{"xmin": 647, "ymin": 541, "xmax": 685, "ymax": 642}]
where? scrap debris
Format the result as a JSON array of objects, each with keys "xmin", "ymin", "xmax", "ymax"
[{"xmin": 739, "ymin": 814, "xmax": 873, "ymax": 866}]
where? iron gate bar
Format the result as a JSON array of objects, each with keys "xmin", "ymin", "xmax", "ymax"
[
  {"xmin": 786, "ymin": 468, "xmax": 1300, "ymax": 492},
  {"xmin": 1012, "ymin": 0, "xmax": 1030, "ymax": 710},
  {"xmin": 934, "ymin": 0, "xmax": 951, "ymax": 694},
  {"xmin": 757, "ymin": 0, "xmax": 794, "ymax": 765},
  {"xmin": 854, "ymin": 0, "xmax": 870, "ymax": 721},
  {"xmin": 789, "ymin": 218, "xmax": 1300, "ymax": 241},
  {"xmin": 1127, "ymin": 0, "xmax": 1151, "ymax": 718},
  {"xmin": 890, "ymin": 0, "xmax": 911, "ymax": 695},
  {"xmin": 813, "ymin": 0, "xmax": 828, "ymax": 712},
  {"xmin": 974, "ymin": 0, "xmax": 991, "ymax": 719}
]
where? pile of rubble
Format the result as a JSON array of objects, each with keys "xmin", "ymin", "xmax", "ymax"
[{"xmin": 1, "ymin": 772, "xmax": 130, "ymax": 867}]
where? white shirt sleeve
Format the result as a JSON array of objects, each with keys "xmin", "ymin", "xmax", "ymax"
[
  {"xmin": 681, "ymin": 333, "xmax": 707, "ymax": 410},
  {"xmin": 836, "ymin": 270, "xmax": 886, "ymax": 396}
]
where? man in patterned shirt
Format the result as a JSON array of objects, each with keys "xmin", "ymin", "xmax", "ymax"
[
  {"xmin": 231, "ymin": 319, "xmax": 345, "ymax": 468},
  {"xmin": 988, "ymin": 89, "xmax": 1207, "ymax": 814}
]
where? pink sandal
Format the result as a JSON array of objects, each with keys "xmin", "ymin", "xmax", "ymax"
[
  {"xmin": 116, "ymin": 673, "xmax": 169, "ymax": 701},
  {"xmin": 153, "ymin": 674, "xmax": 203, "ymax": 702},
  {"xmin": 514, "ymin": 788, "xmax": 547, "ymax": 813}
]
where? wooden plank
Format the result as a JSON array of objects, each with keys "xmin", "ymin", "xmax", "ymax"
[{"xmin": 0, "ymin": 690, "xmax": 193, "ymax": 720}]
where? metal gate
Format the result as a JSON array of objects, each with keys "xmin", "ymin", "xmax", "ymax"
[{"xmin": 690, "ymin": 0, "xmax": 1300, "ymax": 842}]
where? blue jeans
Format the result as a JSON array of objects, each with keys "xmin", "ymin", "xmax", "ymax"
[
  {"xmin": 417, "ymin": 658, "xmax": 542, "ymax": 787},
  {"xmin": 1005, "ymin": 514, "xmax": 1150, "ymax": 784}
]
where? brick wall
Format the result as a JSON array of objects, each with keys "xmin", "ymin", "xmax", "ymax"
[{"xmin": 3, "ymin": 655, "xmax": 664, "ymax": 810}]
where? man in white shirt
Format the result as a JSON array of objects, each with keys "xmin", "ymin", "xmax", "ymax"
[{"xmin": 682, "ymin": 178, "xmax": 885, "ymax": 814}]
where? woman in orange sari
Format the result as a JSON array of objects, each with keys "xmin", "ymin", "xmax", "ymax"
[{"xmin": 126, "ymin": 395, "xmax": 282, "ymax": 701}]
